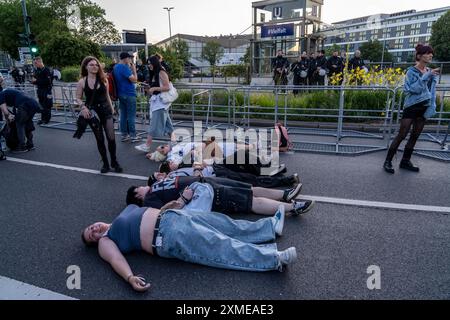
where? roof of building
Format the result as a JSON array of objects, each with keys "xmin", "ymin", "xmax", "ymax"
[{"xmin": 155, "ymin": 34, "xmax": 252, "ymax": 48}]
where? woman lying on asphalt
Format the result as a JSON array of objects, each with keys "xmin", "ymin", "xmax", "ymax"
[
  {"xmin": 127, "ymin": 176, "xmax": 315, "ymax": 217},
  {"xmin": 82, "ymin": 182, "xmax": 298, "ymax": 292},
  {"xmin": 147, "ymin": 140, "xmax": 287, "ymax": 176}
]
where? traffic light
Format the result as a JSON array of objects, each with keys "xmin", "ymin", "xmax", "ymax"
[
  {"xmin": 28, "ymin": 34, "xmax": 39, "ymax": 55},
  {"xmin": 18, "ymin": 33, "xmax": 29, "ymax": 46}
]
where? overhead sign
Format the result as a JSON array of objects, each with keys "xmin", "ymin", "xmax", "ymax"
[
  {"xmin": 123, "ymin": 30, "xmax": 146, "ymax": 44},
  {"xmin": 261, "ymin": 23, "xmax": 295, "ymax": 38},
  {"xmin": 18, "ymin": 47, "xmax": 31, "ymax": 64}
]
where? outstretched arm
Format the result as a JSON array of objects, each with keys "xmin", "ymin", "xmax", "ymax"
[{"xmin": 98, "ymin": 237, "xmax": 150, "ymax": 292}]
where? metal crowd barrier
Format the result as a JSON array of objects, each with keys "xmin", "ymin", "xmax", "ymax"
[
  {"xmin": 4, "ymin": 81, "xmax": 449, "ymax": 161},
  {"xmin": 233, "ymin": 85, "xmax": 396, "ymax": 155}
]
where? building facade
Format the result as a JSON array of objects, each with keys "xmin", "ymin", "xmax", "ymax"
[
  {"xmin": 318, "ymin": 6, "xmax": 450, "ymax": 62},
  {"xmin": 252, "ymin": 0, "xmax": 324, "ymax": 75}
]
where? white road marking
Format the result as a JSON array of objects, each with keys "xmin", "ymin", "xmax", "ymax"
[
  {"xmin": 0, "ymin": 276, "xmax": 77, "ymax": 300},
  {"xmin": 6, "ymin": 157, "xmax": 148, "ymax": 181},
  {"xmin": 5, "ymin": 157, "xmax": 450, "ymax": 214}
]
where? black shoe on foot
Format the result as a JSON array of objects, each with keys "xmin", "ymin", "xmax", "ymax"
[
  {"xmin": 12, "ymin": 146, "xmax": 29, "ymax": 154},
  {"xmin": 383, "ymin": 161, "xmax": 395, "ymax": 174},
  {"xmin": 400, "ymin": 160, "xmax": 420, "ymax": 172},
  {"xmin": 111, "ymin": 161, "xmax": 123, "ymax": 173},
  {"xmin": 100, "ymin": 165, "xmax": 110, "ymax": 174},
  {"xmin": 291, "ymin": 200, "xmax": 315, "ymax": 217}
]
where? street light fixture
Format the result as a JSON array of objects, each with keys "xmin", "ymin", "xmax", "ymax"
[{"xmin": 163, "ymin": 7, "xmax": 175, "ymax": 39}]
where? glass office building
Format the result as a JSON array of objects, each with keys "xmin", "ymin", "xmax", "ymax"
[{"xmin": 317, "ymin": 6, "xmax": 450, "ymax": 62}]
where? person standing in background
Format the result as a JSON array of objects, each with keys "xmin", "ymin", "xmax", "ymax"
[
  {"xmin": 113, "ymin": 52, "xmax": 139, "ymax": 142},
  {"xmin": 32, "ymin": 57, "xmax": 53, "ymax": 125}
]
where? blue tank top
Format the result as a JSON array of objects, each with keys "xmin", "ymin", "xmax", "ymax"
[{"xmin": 107, "ymin": 205, "xmax": 146, "ymax": 253}]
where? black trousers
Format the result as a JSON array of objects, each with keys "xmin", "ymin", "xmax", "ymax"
[
  {"xmin": 213, "ymin": 164, "xmax": 291, "ymax": 188},
  {"xmin": 37, "ymin": 88, "xmax": 53, "ymax": 123}
]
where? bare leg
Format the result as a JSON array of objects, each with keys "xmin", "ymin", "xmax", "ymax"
[
  {"xmin": 252, "ymin": 187, "xmax": 284, "ymax": 201},
  {"xmin": 145, "ymin": 135, "xmax": 153, "ymax": 147},
  {"xmin": 251, "ymin": 197, "xmax": 294, "ymax": 216}
]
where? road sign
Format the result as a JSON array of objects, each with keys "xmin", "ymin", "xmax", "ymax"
[{"xmin": 18, "ymin": 47, "xmax": 32, "ymax": 64}]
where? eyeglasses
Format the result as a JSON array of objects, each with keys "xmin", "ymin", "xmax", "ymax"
[{"xmin": 87, "ymin": 64, "xmax": 99, "ymax": 67}]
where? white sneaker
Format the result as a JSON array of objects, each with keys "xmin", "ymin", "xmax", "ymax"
[
  {"xmin": 278, "ymin": 247, "xmax": 298, "ymax": 266},
  {"xmin": 121, "ymin": 135, "xmax": 130, "ymax": 142},
  {"xmin": 273, "ymin": 205, "xmax": 285, "ymax": 237},
  {"xmin": 135, "ymin": 144, "xmax": 151, "ymax": 152},
  {"xmin": 130, "ymin": 136, "xmax": 142, "ymax": 143}
]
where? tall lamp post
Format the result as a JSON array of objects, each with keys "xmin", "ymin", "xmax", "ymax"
[{"xmin": 163, "ymin": 7, "xmax": 174, "ymax": 39}]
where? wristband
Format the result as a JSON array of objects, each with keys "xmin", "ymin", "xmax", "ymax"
[
  {"xmin": 127, "ymin": 274, "xmax": 133, "ymax": 283},
  {"xmin": 179, "ymin": 193, "xmax": 191, "ymax": 205}
]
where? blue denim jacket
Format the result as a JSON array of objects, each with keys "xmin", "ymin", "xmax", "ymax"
[{"xmin": 403, "ymin": 66, "xmax": 438, "ymax": 119}]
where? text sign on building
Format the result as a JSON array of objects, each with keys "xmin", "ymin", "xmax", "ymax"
[{"xmin": 261, "ymin": 23, "xmax": 295, "ymax": 38}]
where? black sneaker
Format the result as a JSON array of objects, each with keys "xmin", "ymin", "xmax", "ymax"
[
  {"xmin": 11, "ymin": 146, "xmax": 29, "ymax": 154},
  {"xmin": 26, "ymin": 144, "xmax": 36, "ymax": 151},
  {"xmin": 282, "ymin": 183, "xmax": 303, "ymax": 202},
  {"xmin": 291, "ymin": 200, "xmax": 315, "ymax": 217},
  {"xmin": 111, "ymin": 161, "xmax": 123, "ymax": 173}
]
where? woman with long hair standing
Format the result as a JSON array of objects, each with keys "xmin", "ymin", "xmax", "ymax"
[
  {"xmin": 384, "ymin": 44, "xmax": 440, "ymax": 174},
  {"xmin": 76, "ymin": 56, "xmax": 123, "ymax": 173},
  {"xmin": 135, "ymin": 55, "xmax": 174, "ymax": 155}
]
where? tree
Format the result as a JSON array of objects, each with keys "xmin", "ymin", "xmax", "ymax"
[
  {"xmin": 325, "ymin": 44, "xmax": 341, "ymax": 57},
  {"xmin": 429, "ymin": 11, "xmax": 450, "ymax": 61},
  {"xmin": 40, "ymin": 32, "xmax": 103, "ymax": 67},
  {"xmin": 0, "ymin": 0, "xmax": 120, "ymax": 60},
  {"xmin": 359, "ymin": 40, "xmax": 393, "ymax": 63},
  {"xmin": 201, "ymin": 41, "xmax": 224, "ymax": 67},
  {"xmin": 170, "ymin": 39, "xmax": 190, "ymax": 65}
]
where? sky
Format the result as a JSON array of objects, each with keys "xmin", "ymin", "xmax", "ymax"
[{"xmin": 93, "ymin": 0, "xmax": 450, "ymax": 43}]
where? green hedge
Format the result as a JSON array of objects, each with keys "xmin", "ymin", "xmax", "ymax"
[{"xmin": 61, "ymin": 66, "xmax": 80, "ymax": 83}]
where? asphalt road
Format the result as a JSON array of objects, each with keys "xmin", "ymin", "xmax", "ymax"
[{"xmin": 0, "ymin": 125, "xmax": 449, "ymax": 300}]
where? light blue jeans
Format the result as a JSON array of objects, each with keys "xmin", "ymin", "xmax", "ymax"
[
  {"xmin": 156, "ymin": 209, "xmax": 281, "ymax": 272},
  {"xmin": 118, "ymin": 95, "xmax": 137, "ymax": 138}
]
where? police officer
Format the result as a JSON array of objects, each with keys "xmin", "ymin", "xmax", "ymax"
[
  {"xmin": 314, "ymin": 50, "xmax": 327, "ymax": 86},
  {"xmin": 32, "ymin": 57, "xmax": 53, "ymax": 125},
  {"xmin": 290, "ymin": 52, "xmax": 310, "ymax": 95},
  {"xmin": 349, "ymin": 50, "xmax": 366, "ymax": 71},
  {"xmin": 327, "ymin": 50, "xmax": 344, "ymax": 85},
  {"xmin": 271, "ymin": 50, "xmax": 290, "ymax": 86}
]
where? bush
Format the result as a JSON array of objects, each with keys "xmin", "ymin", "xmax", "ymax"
[{"xmin": 61, "ymin": 66, "xmax": 80, "ymax": 83}]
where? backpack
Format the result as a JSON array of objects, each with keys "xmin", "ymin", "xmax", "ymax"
[
  {"xmin": 4, "ymin": 121, "xmax": 19, "ymax": 151},
  {"xmin": 275, "ymin": 123, "xmax": 293, "ymax": 152},
  {"xmin": 107, "ymin": 71, "xmax": 118, "ymax": 101}
]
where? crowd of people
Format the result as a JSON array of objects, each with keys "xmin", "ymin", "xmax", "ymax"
[
  {"xmin": 272, "ymin": 49, "xmax": 367, "ymax": 92},
  {"xmin": 0, "ymin": 44, "xmax": 441, "ymax": 292}
]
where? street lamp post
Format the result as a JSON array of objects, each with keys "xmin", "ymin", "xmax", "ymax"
[{"xmin": 163, "ymin": 7, "xmax": 174, "ymax": 39}]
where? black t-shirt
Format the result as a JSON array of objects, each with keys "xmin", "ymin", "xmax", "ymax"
[
  {"xmin": 143, "ymin": 176, "xmax": 201, "ymax": 208},
  {"xmin": 0, "ymin": 89, "xmax": 41, "ymax": 113}
]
